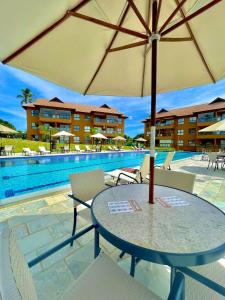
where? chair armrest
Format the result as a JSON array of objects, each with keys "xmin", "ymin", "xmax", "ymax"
[
  {"xmin": 68, "ymin": 194, "xmax": 91, "ymax": 209},
  {"xmin": 168, "ymin": 272, "xmax": 185, "ymax": 300},
  {"xmin": 116, "ymin": 172, "xmax": 138, "ymax": 185}
]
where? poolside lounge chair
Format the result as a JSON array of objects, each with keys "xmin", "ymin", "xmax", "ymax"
[
  {"xmin": 0, "ymin": 227, "xmax": 185, "ymax": 300},
  {"xmin": 39, "ymin": 146, "xmax": 50, "ymax": 155},
  {"xmin": 22, "ymin": 147, "xmax": 36, "ymax": 156},
  {"xmin": 75, "ymin": 145, "xmax": 84, "ymax": 152},
  {"xmin": 69, "ymin": 169, "xmax": 111, "ymax": 246},
  {"xmin": 4, "ymin": 145, "xmax": 14, "ymax": 155},
  {"xmin": 156, "ymin": 151, "xmax": 175, "ymax": 170},
  {"xmin": 106, "ymin": 154, "xmax": 150, "ymax": 185},
  {"xmin": 108, "ymin": 146, "xmax": 113, "ymax": 151},
  {"xmin": 154, "ymin": 169, "xmax": 196, "ymax": 193},
  {"xmin": 85, "ymin": 145, "xmax": 95, "ymax": 152},
  {"xmin": 61, "ymin": 145, "xmax": 70, "ymax": 153},
  {"xmin": 207, "ymin": 152, "xmax": 223, "ymax": 170},
  {"xmin": 113, "ymin": 146, "xmax": 120, "ymax": 151}
]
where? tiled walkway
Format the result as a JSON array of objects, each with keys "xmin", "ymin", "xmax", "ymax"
[{"xmin": 0, "ymin": 156, "xmax": 224, "ymax": 299}]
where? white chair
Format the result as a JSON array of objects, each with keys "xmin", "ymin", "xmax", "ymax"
[
  {"xmin": 207, "ymin": 152, "xmax": 222, "ymax": 170},
  {"xmin": 85, "ymin": 145, "xmax": 95, "ymax": 152},
  {"xmin": 0, "ymin": 227, "xmax": 185, "ymax": 300},
  {"xmin": 75, "ymin": 145, "xmax": 84, "ymax": 152},
  {"xmin": 4, "ymin": 145, "xmax": 14, "ymax": 155},
  {"xmin": 22, "ymin": 147, "xmax": 36, "ymax": 156},
  {"xmin": 154, "ymin": 169, "xmax": 196, "ymax": 193},
  {"xmin": 106, "ymin": 154, "xmax": 150, "ymax": 185},
  {"xmin": 39, "ymin": 146, "xmax": 50, "ymax": 155},
  {"xmin": 156, "ymin": 151, "xmax": 175, "ymax": 170},
  {"xmin": 69, "ymin": 169, "xmax": 110, "ymax": 246}
]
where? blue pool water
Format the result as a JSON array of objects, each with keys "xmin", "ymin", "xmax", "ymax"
[{"xmin": 0, "ymin": 151, "xmax": 196, "ymax": 201}]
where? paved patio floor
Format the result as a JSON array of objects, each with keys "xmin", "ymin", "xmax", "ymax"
[{"xmin": 0, "ymin": 156, "xmax": 224, "ymax": 299}]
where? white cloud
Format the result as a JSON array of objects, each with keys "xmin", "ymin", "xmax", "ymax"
[{"xmin": 0, "ymin": 107, "xmax": 26, "ymax": 119}]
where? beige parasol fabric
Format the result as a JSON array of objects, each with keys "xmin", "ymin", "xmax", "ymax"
[
  {"xmin": 52, "ymin": 130, "xmax": 74, "ymax": 137},
  {"xmin": 112, "ymin": 136, "xmax": 126, "ymax": 141},
  {"xmin": 91, "ymin": 133, "xmax": 108, "ymax": 139},
  {"xmin": 0, "ymin": 1, "xmax": 225, "ymax": 96},
  {"xmin": 199, "ymin": 119, "xmax": 225, "ymax": 132},
  {"xmin": 0, "ymin": 124, "xmax": 18, "ymax": 134},
  {"xmin": 135, "ymin": 137, "xmax": 147, "ymax": 142}
]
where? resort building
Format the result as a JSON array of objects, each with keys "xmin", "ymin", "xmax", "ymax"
[
  {"xmin": 23, "ymin": 97, "xmax": 126, "ymax": 143},
  {"xmin": 143, "ymin": 98, "xmax": 225, "ymax": 151}
]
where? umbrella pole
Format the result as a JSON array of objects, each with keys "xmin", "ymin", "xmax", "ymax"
[{"xmin": 149, "ymin": 0, "xmax": 159, "ymax": 204}]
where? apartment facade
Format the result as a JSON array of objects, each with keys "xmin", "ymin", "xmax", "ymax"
[
  {"xmin": 23, "ymin": 98, "xmax": 126, "ymax": 143},
  {"xmin": 143, "ymin": 98, "xmax": 225, "ymax": 151}
]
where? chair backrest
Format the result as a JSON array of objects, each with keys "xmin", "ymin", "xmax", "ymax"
[
  {"xmin": 5, "ymin": 145, "xmax": 13, "ymax": 151},
  {"xmin": 39, "ymin": 146, "xmax": 45, "ymax": 151},
  {"xmin": 207, "ymin": 152, "xmax": 218, "ymax": 161},
  {"xmin": 23, "ymin": 147, "xmax": 30, "ymax": 153},
  {"xmin": 154, "ymin": 169, "xmax": 196, "ymax": 193},
  {"xmin": 64, "ymin": 145, "xmax": 69, "ymax": 150},
  {"xmin": 86, "ymin": 145, "xmax": 90, "ymax": 150},
  {"xmin": 0, "ymin": 227, "xmax": 38, "ymax": 300},
  {"xmin": 70, "ymin": 169, "xmax": 106, "ymax": 201},
  {"xmin": 138, "ymin": 154, "xmax": 150, "ymax": 182},
  {"xmin": 75, "ymin": 145, "xmax": 80, "ymax": 151},
  {"xmin": 163, "ymin": 151, "xmax": 175, "ymax": 169}
]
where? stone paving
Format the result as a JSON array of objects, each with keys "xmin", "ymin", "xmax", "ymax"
[{"xmin": 0, "ymin": 156, "xmax": 224, "ymax": 299}]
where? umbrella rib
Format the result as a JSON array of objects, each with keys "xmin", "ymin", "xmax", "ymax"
[
  {"xmin": 83, "ymin": 4, "xmax": 130, "ymax": 95},
  {"xmin": 173, "ymin": 0, "xmax": 215, "ymax": 83},
  {"xmin": 108, "ymin": 41, "xmax": 148, "ymax": 53},
  {"xmin": 69, "ymin": 12, "xmax": 148, "ymax": 40},
  {"xmin": 161, "ymin": 0, "xmax": 222, "ymax": 37},
  {"xmin": 2, "ymin": 0, "xmax": 92, "ymax": 64},
  {"xmin": 141, "ymin": 0, "xmax": 152, "ymax": 97},
  {"xmin": 156, "ymin": 0, "xmax": 162, "ymax": 30},
  {"xmin": 160, "ymin": 37, "xmax": 192, "ymax": 42},
  {"xmin": 159, "ymin": 0, "xmax": 187, "ymax": 34},
  {"xmin": 127, "ymin": 0, "xmax": 151, "ymax": 35}
]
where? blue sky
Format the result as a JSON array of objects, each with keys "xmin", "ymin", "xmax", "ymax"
[{"xmin": 0, "ymin": 63, "xmax": 225, "ymax": 137}]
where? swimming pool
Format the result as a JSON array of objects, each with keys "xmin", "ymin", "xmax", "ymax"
[{"xmin": 0, "ymin": 151, "xmax": 196, "ymax": 202}]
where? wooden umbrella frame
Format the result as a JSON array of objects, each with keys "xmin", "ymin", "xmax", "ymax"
[{"xmin": 2, "ymin": 0, "xmax": 222, "ymax": 203}]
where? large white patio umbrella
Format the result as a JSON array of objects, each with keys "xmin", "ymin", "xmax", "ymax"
[
  {"xmin": 0, "ymin": 0, "xmax": 225, "ymax": 203},
  {"xmin": 135, "ymin": 137, "xmax": 147, "ymax": 142},
  {"xmin": 91, "ymin": 133, "xmax": 108, "ymax": 139},
  {"xmin": 113, "ymin": 136, "xmax": 126, "ymax": 141},
  {"xmin": 199, "ymin": 119, "xmax": 225, "ymax": 132},
  {"xmin": 52, "ymin": 130, "xmax": 75, "ymax": 149}
]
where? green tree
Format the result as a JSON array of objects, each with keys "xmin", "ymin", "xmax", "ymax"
[
  {"xmin": 17, "ymin": 88, "xmax": 34, "ymax": 106},
  {"xmin": 0, "ymin": 118, "xmax": 16, "ymax": 130},
  {"xmin": 38, "ymin": 125, "xmax": 58, "ymax": 142},
  {"xmin": 133, "ymin": 133, "xmax": 144, "ymax": 140}
]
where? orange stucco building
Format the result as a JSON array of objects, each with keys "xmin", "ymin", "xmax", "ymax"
[
  {"xmin": 143, "ymin": 98, "xmax": 225, "ymax": 151},
  {"xmin": 23, "ymin": 97, "xmax": 126, "ymax": 143}
]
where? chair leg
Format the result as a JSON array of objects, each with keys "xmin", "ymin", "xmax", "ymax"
[
  {"xmin": 119, "ymin": 251, "xmax": 126, "ymax": 259},
  {"xmin": 70, "ymin": 207, "xmax": 77, "ymax": 247},
  {"xmin": 130, "ymin": 256, "xmax": 136, "ymax": 277},
  {"xmin": 207, "ymin": 160, "xmax": 210, "ymax": 169}
]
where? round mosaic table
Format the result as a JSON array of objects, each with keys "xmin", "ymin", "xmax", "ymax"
[{"xmin": 91, "ymin": 184, "xmax": 225, "ymax": 267}]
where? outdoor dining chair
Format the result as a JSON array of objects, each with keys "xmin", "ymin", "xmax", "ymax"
[
  {"xmin": 0, "ymin": 227, "xmax": 185, "ymax": 300},
  {"xmin": 207, "ymin": 152, "xmax": 223, "ymax": 170},
  {"xmin": 69, "ymin": 169, "xmax": 111, "ymax": 247}
]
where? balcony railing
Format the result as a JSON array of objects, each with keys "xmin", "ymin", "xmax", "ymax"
[
  {"xmin": 198, "ymin": 117, "xmax": 221, "ymax": 123},
  {"xmin": 94, "ymin": 118, "xmax": 119, "ymax": 124},
  {"xmin": 40, "ymin": 113, "xmax": 71, "ymax": 120},
  {"xmin": 157, "ymin": 133, "xmax": 174, "ymax": 137}
]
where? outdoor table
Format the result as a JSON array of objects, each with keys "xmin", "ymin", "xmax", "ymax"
[{"xmin": 91, "ymin": 184, "xmax": 225, "ymax": 279}]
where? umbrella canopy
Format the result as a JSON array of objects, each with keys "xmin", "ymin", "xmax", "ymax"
[
  {"xmin": 113, "ymin": 136, "xmax": 126, "ymax": 141},
  {"xmin": 52, "ymin": 130, "xmax": 74, "ymax": 137},
  {"xmin": 1, "ymin": 0, "xmax": 224, "ymax": 203},
  {"xmin": 199, "ymin": 119, "xmax": 225, "ymax": 132},
  {"xmin": 91, "ymin": 133, "xmax": 108, "ymax": 139},
  {"xmin": 0, "ymin": 124, "xmax": 18, "ymax": 134},
  {"xmin": 135, "ymin": 137, "xmax": 147, "ymax": 142}
]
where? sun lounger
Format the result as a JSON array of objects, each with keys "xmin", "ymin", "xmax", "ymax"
[
  {"xmin": 39, "ymin": 146, "xmax": 50, "ymax": 155},
  {"xmin": 106, "ymin": 154, "xmax": 150, "ymax": 185},
  {"xmin": 61, "ymin": 145, "xmax": 70, "ymax": 153},
  {"xmin": 107, "ymin": 146, "xmax": 113, "ymax": 151},
  {"xmin": 4, "ymin": 145, "xmax": 14, "ymax": 155},
  {"xmin": 22, "ymin": 147, "xmax": 37, "ymax": 156},
  {"xmin": 0, "ymin": 226, "xmax": 185, "ymax": 300},
  {"xmin": 155, "ymin": 151, "xmax": 175, "ymax": 170},
  {"xmin": 113, "ymin": 146, "xmax": 120, "ymax": 151},
  {"xmin": 85, "ymin": 145, "xmax": 95, "ymax": 152},
  {"xmin": 75, "ymin": 145, "xmax": 84, "ymax": 152}
]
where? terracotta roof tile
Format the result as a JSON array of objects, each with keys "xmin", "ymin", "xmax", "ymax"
[{"xmin": 23, "ymin": 98, "xmax": 126, "ymax": 117}]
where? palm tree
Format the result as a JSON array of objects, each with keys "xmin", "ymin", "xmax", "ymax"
[{"xmin": 17, "ymin": 88, "xmax": 33, "ymax": 105}]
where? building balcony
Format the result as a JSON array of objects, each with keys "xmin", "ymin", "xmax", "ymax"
[
  {"xmin": 93, "ymin": 119, "xmax": 120, "ymax": 127},
  {"xmin": 156, "ymin": 133, "xmax": 174, "ymax": 139},
  {"xmin": 39, "ymin": 114, "xmax": 71, "ymax": 124},
  {"xmin": 197, "ymin": 117, "xmax": 221, "ymax": 126},
  {"xmin": 156, "ymin": 123, "xmax": 175, "ymax": 128},
  {"xmin": 197, "ymin": 132, "xmax": 225, "ymax": 139}
]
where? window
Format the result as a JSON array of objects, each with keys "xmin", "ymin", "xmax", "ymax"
[
  {"xmin": 59, "ymin": 124, "xmax": 70, "ymax": 131},
  {"xmin": 161, "ymin": 119, "xmax": 174, "ymax": 126},
  {"xmin": 84, "ymin": 126, "xmax": 90, "ymax": 132},
  {"xmin": 107, "ymin": 128, "xmax": 114, "ymax": 134},
  {"xmin": 118, "ymin": 118, "xmax": 122, "ymax": 124},
  {"xmin": 159, "ymin": 140, "xmax": 173, "ymax": 147},
  {"xmin": 74, "ymin": 136, "xmax": 80, "ymax": 143},
  {"xmin": 85, "ymin": 115, "xmax": 91, "ymax": 120},
  {"xmin": 178, "ymin": 118, "xmax": 184, "ymax": 125},
  {"xmin": 177, "ymin": 130, "xmax": 184, "ymax": 135},
  {"xmin": 74, "ymin": 125, "xmax": 80, "ymax": 132},
  {"xmin": 118, "ymin": 128, "xmax": 122, "ymax": 134},
  {"xmin": 107, "ymin": 115, "xmax": 117, "ymax": 123},
  {"xmin": 189, "ymin": 128, "xmax": 196, "ymax": 135},
  {"xmin": 189, "ymin": 117, "xmax": 196, "ymax": 123},
  {"xmin": 31, "ymin": 122, "xmax": 38, "ymax": 129},
  {"xmin": 74, "ymin": 114, "xmax": 80, "ymax": 120},
  {"xmin": 40, "ymin": 108, "xmax": 70, "ymax": 119},
  {"xmin": 85, "ymin": 136, "xmax": 90, "ymax": 143},
  {"xmin": 188, "ymin": 140, "xmax": 196, "ymax": 146},
  {"xmin": 178, "ymin": 140, "xmax": 184, "ymax": 146},
  {"xmin": 31, "ymin": 110, "xmax": 39, "ymax": 116}
]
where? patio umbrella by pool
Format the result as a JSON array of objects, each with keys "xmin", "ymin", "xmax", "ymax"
[
  {"xmin": 112, "ymin": 136, "xmax": 126, "ymax": 141},
  {"xmin": 199, "ymin": 119, "xmax": 225, "ymax": 132},
  {"xmin": 91, "ymin": 133, "xmax": 108, "ymax": 140},
  {"xmin": 0, "ymin": 124, "xmax": 18, "ymax": 147},
  {"xmin": 135, "ymin": 137, "xmax": 147, "ymax": 142},
  {"xmin": 1, "ymin": 0, "xmax": 225, "ymax": 203},
  {"xmin": 52, "ymin": 130, "xmax": 75, "ymax": 149}
]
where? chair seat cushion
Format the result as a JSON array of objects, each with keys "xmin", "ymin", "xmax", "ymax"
[{"xmin": 61, "ymin": 254, "xmax": 160, "ymax": 300}]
